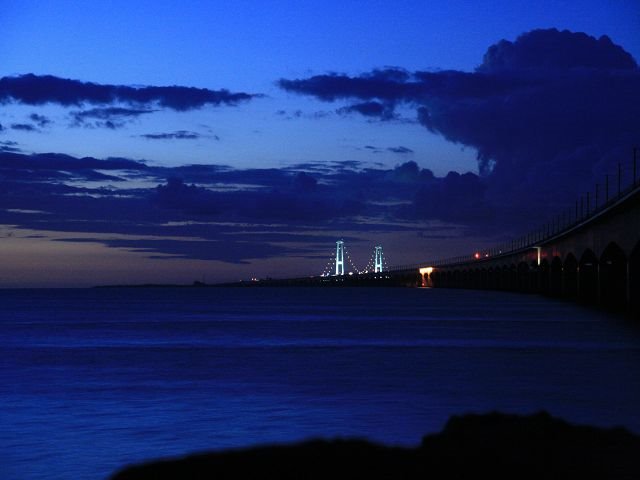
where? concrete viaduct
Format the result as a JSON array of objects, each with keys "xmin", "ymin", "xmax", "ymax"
[{"xmin": 395, "ymin": 179, "xmax": 640, "ymax": 317}]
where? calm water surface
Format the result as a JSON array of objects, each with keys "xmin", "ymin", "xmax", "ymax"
[{"xmin": 1, "ymin": 287, "xmax": 639, "ymax": 479}]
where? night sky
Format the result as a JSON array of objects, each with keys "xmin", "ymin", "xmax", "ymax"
[{"xmin": 1, "ymin": 1, "xmax": 639, "ymax": 286}]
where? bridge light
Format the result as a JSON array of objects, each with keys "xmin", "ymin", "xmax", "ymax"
[
  {"xmin": 474, "ymin": 252, "xmax": 481, "ymax": 259},
  {"xmin": 534, "ymin": 246, "xmax": 542, "ymax": 265}
]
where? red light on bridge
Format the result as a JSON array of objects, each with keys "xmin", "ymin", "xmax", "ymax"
[{"xmin": 474, "ymin": 252, "xmax": 481, "ymax": 259}]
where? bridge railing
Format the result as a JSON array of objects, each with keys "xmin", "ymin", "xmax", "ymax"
[{"xmin": 388, "ymin": 148, "xmax": 640, "ymax": 272}]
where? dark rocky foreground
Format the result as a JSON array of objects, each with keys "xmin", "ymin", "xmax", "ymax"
[{"xmin": 110, "ymin": 411, "xmax": 640, "ymax": 479}]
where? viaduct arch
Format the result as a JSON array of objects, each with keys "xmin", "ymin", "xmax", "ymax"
[{"xmin": 408, "ymin": 183, "xmax": 640, "ymax": 318}]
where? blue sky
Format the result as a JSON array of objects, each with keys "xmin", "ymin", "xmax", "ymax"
[
  {"xmin": 1, "ymin": 1, "xmax": 639, "ymax": 286},
  {"xmin": 3, "ymin": 0, "xmax": 638, "ymax": 172}
]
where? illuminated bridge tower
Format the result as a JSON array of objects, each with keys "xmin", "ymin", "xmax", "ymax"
[
  {"xmin": 374, "ymin": 245, "xmax": 384, "ymax": 273},
  {"xmin": 335, "ymin": 240, "xmax": 345, "ymax": 276}
]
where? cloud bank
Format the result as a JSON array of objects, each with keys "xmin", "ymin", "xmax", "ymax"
[
  {"xmin": 280, "ymin": 29, "xmax": 640, "ymax": 213},
  {"xmin": 0, "ymin": 74, "xmax": 260, "ymax": 110},
  {"xmin": 140, "ymin": 131, "xmax": 203, "ymax": 140},
  {"xmin": 0, "ymin": 150, "xmax": 477, "ymax": 265},
  {"xmin": 70, "ymin": 107, "xmax": 156, "ymax": 129}
]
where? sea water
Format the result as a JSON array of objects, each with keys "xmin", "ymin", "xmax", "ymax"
[{"xmin": 1, "ymin": 287, "xmax": 639, "ymax": 479}]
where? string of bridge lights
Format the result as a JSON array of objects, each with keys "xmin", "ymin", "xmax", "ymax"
[
  {"xmin": 362, "ymin": 248, "xmax": 386, "ymax": 273},
  {"xmin": 344, "ymin": 245, "xmax": 360, "ymax": 274},
  {"xmin": 320, "ymin": 249, "xmax": 337, "ymax": 277},
  {"xmin": 320, "ymin": 241, "xmax": 387, "ymax": 276}
]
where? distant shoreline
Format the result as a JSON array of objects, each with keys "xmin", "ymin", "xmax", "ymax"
[
  {"xmin": 94, "ymin": 275, "xmax": 419, "ymax": 289},
  {"xmin": 93, "ymin": 282, "xmax": 221, "ymax": 288}
]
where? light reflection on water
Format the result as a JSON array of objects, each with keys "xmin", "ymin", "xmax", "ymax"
[{"xmin": 1, "ymin": 287, "xmax": 639, "ymax": 479}]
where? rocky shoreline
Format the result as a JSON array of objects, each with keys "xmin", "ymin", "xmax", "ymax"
[{"xmin": 110, "ymin": 411, "xmax": 640, "ymax": 479}]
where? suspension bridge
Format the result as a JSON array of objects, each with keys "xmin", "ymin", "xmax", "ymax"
[{"xmin": 319, "ymin": 241, "xmax": 388, "ymax": 277}]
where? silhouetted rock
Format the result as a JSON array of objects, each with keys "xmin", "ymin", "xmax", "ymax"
[
  {"xmin": 421, "ymin": 411, "xmax": 640, "ymax": 479},
  {"xmin": 110, "ymin": 411, "xmax": 640, "ymax": 479}
]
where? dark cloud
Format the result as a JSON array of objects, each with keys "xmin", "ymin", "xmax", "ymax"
[
  {"xmin": 388, "ymin": 160, "xmax": 434, "ymax": 183},
  {"xmin": 0, "ymin": 151, "xmax": 146, "ymax": 173},
  {"xmin": 360, "ymin": 145, "xmax": 414, "ymax": 155},
  {"xmin": 140, "ymin": 130, "xmax": 203, "ymax": 140},
  {"xmin": 0, "ymin": 73, "xmax": 260, "ymax": 111},
  {"xmin": 152, "ymin": 176, "xmax": 362, "ymax": 222},
  {"xmin": 292, "ymin": 171, "xmax": 318, "ymax": 190},
  {"xmin": 279, "ymin": 29, "xmax": 640, "ymax": 220},
  {"xmin": 73, "ymin": 107, "xmax": 155, "ymax": 119},
  {"xmin": 279, "ymin": 70, "xmax": 416, "ymax": 103},
  {"xmin": 478, "ymin": 29, "xmax": 637, "ymax": 72},
  {"xmin": 29, "ymin": 113, "xmax": 52, "ymax": 127},
  {"xmin": 330, "ymin": 160, "xmax": 367, "ymax": 171},
  {"xmin": 408, "ymin": 171, "xmax": 489, "ymax": 222},
  {"xmin": 0, "ymin": 154, "xmax": 423, "ymax": 222},
  {"xmin": 154, "ymin": 177, "xmax": 220, "ymax": 214},
  {"xmin": 276, "ymin": 109, "xmax": 303, "ymax": 118},
  {"xmin": 71, "ymin": 107, "xmax": 156, "ymax": 129},
  {"xmin": 283, "ymin": 161, "xmax": 337, "ymax": 174},
  {"xmin": 146, "ymin": 162, "xmax": 493, "ymax": 231},
  {"xmin": 0, "ymin": 148, "xmax": 503, "ymax": 272},
  {"xmin": 0, "ymin": 140, "xmax": 22, "ymax": 153},
  {"xmin": 11, "ymin": 123, "xmax": 38, "ymax": 132},
  {"xmin": 337, "ymin": 101, "xmax": 396, "ymax": 120},
  {"xmin": 275, "ymin": 108, "xmax": 332, "ymax": 120},
  {"xmin": 387, "ymin": 146, "xmax": 413, "ymax": 154},
  {"xmin": 1, "ymin": 147, "xmax": 610, "ymax": 274},
  {"xmin": 279, "ymin": 67, "xmax": 412, "ymax": 102}
]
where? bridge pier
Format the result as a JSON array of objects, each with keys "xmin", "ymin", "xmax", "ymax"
[
  {"xmin": 596, "ymin": 263, "xmax": 601, "ymax": 307},
  {"xmin": 563, "ymin": 255, "xmax": 578, "ymax": 300},
  {"xmin": 539, "ymin": 260, "xmax": 550, "ymax": 295},
  {"xmin": 578, "ymin": 251, "xmax": 598, "ymax": 305},
  {"xmin": 626, "ymin": 261, "xmax": 631, "ymax": 314},
  {"xmin": 550, "ymin": 257, "xmax": 562, "ymax": 297},
  {"xmin": 631, "ymin": 245, "xmax": 640, "ymax": 317},
  {"xmin": 599, "ymin": 243, "xmax": 628, "ymax": 312}
]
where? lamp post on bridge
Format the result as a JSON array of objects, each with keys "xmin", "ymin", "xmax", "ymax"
[
  {"xmin": 634, "ymin": 147, "xmax": 637, "ymax": 186},
  {"xmin": 618, "ymin": 162, "xmax": 622, "ymax": 196}
]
